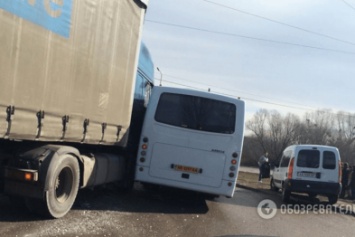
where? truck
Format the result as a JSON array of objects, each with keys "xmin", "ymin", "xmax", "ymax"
[
  {"xmin": 0, "ymin": 0, "xmax": 246, "ymax": 219},
  {"xmin": 0, "ymin": 0, "xmax": 152, "ymax": 218}
]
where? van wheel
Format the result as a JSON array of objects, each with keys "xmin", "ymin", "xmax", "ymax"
[
  {"xmin": 328, "ymin": 195, "xmax": 338, "ymax": 205},
  {"xmin": 282, "ymin": 188, "xmax": 290, "ymax": 203},
  {"xmin": 270, "ymin": 178, "xmax": 279, "ymax": 192},
  {"xmin": 308, "ymin": 193, "xmax": 317, "ymax": 201},
  {"xmin": 26, "ymin": 154, "xmax": 80, "ymax": 218}
]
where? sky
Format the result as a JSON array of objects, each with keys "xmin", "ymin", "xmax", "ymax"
[{"xmin": 141, "ymin": 0, "xmax": 355, "ymax": 121}]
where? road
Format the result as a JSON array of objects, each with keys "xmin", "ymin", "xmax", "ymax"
[{"xmin": 0, "ymin": 183, "xmax": 354, "ymax": 237}]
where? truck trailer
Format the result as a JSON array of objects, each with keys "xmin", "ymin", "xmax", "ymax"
[{"xmin": 0, "ymin": 0, "xmax": 151, "ymax": 218}]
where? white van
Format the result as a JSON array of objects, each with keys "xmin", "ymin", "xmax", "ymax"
[{"xmin": 270, "ymin": 145, "xmax": 341, "ymax": 204}]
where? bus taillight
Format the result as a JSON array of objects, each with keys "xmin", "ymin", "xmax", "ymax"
[
  {"xmin": 139, "ymin": 137, "xmax": 149, "ymax": 163},
  {"xmin": 229, "ymin": 152, "xmax": 238, "ymax": 178}
]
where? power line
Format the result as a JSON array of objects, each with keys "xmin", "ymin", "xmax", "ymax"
[
  {"xmin": 146, "ymin": 20, "xmax": 355, "ymax": 55},
  {"xmin": 158, "ymin": 77, "xmax": 317, "ymax": 112},
  {"xmin": 156, "ymin": 78, "xmax": 202, "ymax": 91},
  {"xmin": 342, "ymin": 0, "xmax": 355, "ymax": 12},
  {"xmin": 160, "ymin": 77, "xmax": 355, "ymax": 117},
  {"xmin": 203, "ymin": 0, "xmax": 355, "ymax": 47},
  {"xmin": 158, "ymin": 76, "xmax": 355, "ymax": 118},
  {"xmin": 162, "ymin": 73, "xmax": 310, "ymax": 108}
]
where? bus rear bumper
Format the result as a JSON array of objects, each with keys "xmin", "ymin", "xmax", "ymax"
[{"xmin": 135, "ymin": 166, "xmax": 236, "ymax": 197}]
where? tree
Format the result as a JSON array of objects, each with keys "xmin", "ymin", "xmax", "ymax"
[
  {"xmin": 242, "ymin": 108, "xmax": 355, "ymax": 167},
  {"xmin": 303, "ymin": 110, "xmax": 334, "ymax": 145},
  {"xmin": 245, "ymin": 109, "xmax": 300, "ymax": 164},
  {"xmin": 331, "ymin": 111, "xmax": 355, "ymax": 163}
]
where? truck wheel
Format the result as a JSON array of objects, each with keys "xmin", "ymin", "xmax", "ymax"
[
  {"xmin": 270, "ymin": 178, "xmax": 279, "ymax": 192},
  {"xmin": 282, "ymin": 188, "xmax": 290, "ymax": 203},
  {"xmin": 27, "ymin": 154, "xmax": 80, "ymax": 218},
  {"xmin": 46, "ymin": 154, "xmax": 80, "ymax": 218}
]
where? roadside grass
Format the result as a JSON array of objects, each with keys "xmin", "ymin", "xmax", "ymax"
[{"xmin": 237, "ymin": 171, "xmax": 271, "ymax": 190}]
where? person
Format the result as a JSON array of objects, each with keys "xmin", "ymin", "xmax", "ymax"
[
  {"xmin": 346, "ymin": 166, "xmax": 354, "ymax": 199},
  {"xmin": 258, "ymin": 152, "xmax": 269, "ymax": 183},
  {"xmin": 340, "ymin": 162, "xmax": 349, "ymax": 198},
  {"xmin": 350, "ymin": 165, "xmax": 355, "ymax": 200}
]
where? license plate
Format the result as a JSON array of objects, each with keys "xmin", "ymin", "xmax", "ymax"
[
  {"xmin": 297, "ymin": 172, "xmax": 316, "ymax": 178},
  {"xmin": 173, "ymin": 164, "xmax": 201, "ymax": 174}
]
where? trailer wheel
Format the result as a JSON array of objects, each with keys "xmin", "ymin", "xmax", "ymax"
[{"xmin": 27, "ymin": 154, "xmax": 80, "ymax": 218}]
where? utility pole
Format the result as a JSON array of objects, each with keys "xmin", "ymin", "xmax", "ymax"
[{"xmin": 157, "ymin": 67, "xmax": 162, "ymax": 86}]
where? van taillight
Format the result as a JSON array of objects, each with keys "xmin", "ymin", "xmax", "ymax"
[{"xmin": 287, "ymin": 158, "xmax": 294, "ymax": 179}]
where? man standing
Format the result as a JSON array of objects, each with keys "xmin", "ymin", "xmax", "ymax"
[
  {"xmin": 340, "ymin": 162, "xmax": 350, "ymax": 198},
  {"xmin": 258, "ymin": 152, "xmax": 269, "ymax": 183}
]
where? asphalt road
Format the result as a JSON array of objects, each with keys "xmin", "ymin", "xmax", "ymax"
[{"xmin": 0, "ymin": 183, "xmax": 354, "ymax": 237}]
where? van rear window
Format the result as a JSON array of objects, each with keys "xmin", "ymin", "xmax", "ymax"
[
  {"xmin": 296, "ymin": 150, "xmax": 320, "ymax": 168},
  {"xmin": 323, "ymin": 151, "xmax": 336, "ymax": 169}
]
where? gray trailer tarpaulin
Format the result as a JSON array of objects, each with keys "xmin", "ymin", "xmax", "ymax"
[{"xmin": 0, "ymin": 0, "xmax": 148, "ymax": 146}]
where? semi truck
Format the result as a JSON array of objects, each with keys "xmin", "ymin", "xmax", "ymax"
[
  {"xmin": 0, "ymin": 0, "xmax": 152, "ymax": 218},
  {"xmin": 0, "ymin": 0, "xmax": 246, "ymax": 219}
]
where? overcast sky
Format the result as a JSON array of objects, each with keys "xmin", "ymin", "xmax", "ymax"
[{"xmin": 141, "ymin": 0, "xmax": 355, "ymax": 120}]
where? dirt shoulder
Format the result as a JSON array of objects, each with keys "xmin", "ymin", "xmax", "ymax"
[{"xmin": 237, "ymin": 171, "xmax": 271, "ymax": 190}]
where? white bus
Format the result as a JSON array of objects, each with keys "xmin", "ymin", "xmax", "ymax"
[{"xmin": 135, "ymin": 87, "xmax": 245, "ymax": 197}]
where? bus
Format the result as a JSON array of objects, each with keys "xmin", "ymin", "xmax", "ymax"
[
  {"xmin": 123, "ymin": 42, "xmax": 154, "ymax": 188},
  {"xmin": 126, "ymin": 43, "xmax": 154, "ymax": 152},
  {"xmin": 135, "ymin": 87, "xmax": 245, "ymax": 197}
]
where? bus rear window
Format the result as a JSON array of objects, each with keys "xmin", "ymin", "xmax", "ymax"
[{"xmin": 155, "ymin": 93, "xmax": 236, "ymax": 134}]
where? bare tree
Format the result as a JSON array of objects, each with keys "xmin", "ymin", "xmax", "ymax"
[
  {"xmin": 246, "ymin": 109, "xmax": 268, "ymax": 152},
  {"xmin": 303, "ymin": 110, "xmax": 334, "ymax": 145},
  {"xmin": 332, "ymin": 111, "xmax": 355, "ymax": 163},
  {"xmin": 246, "ymin": 109, "xmax": 300, "ymax": 163},
  {"xmin": 245, "ymin": 109, "xmax": 269, "ymax": 165},
  {"xmin": 243, "ymin": 109, "xmax": 355, "ymax": 167}
]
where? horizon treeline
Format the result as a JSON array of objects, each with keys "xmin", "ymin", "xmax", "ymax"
[{"xmin": 242, "ymin": 108, "xmax": 355, "ymax": 167}]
